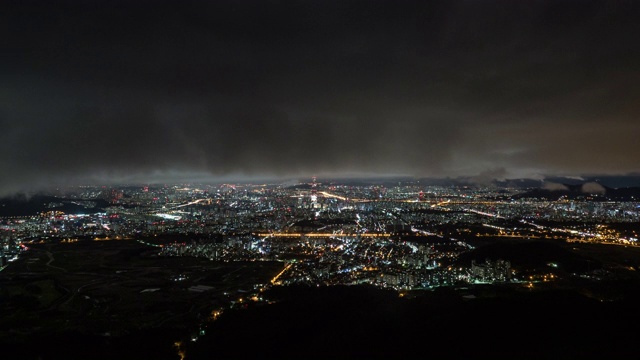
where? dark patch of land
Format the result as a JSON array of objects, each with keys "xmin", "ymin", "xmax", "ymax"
[
  {"xmin": 0, "ymin": 240, "xmax": 284, "ymax": 359},
  {"xmin": 4, "ymin": 238, "xmax": 640, "ymax": 359},
  {"xmin": 0, "ymin": 194, "xmax": 110, "ymax": 216},
  {"xmin": 185, "ymin": 282, "xmax": 640, "ymax": 359}
]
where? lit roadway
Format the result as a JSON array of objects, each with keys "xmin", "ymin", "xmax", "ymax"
[
  {"xmin": 441, "ymin": 203, "xmax": 638, "ymax": 246},
  {"xmin": 318, "ymin": 191, "xmax": 350, "ymax": 201},
  {"xmin": 150, "ymin": 198, "xmax": 212, "ymax": 213},
  {"xmin": 270, "ymin": 262, "xmax": 293, "ymax": 285}
]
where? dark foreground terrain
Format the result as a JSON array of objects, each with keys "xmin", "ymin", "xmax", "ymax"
[
  {"xmin": 4, "ymin": 281, "xmax": 640, "ymax": 360},
  {"xmin": 3, "ymin": 239, "xmax": 640, "ymax": 359},
  {"xmin": 184, "ymin": 283, "xmax": 640, "ymax": 360}
]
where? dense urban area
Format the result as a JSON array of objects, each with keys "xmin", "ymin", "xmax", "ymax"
[{"xmin": 2, "ymin": 178, "xmax": 640, "ymax": 358}]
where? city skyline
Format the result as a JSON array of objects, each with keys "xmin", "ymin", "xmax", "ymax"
[
  {"xmin": 2, "ymin": 0, "xmax": 639, "ymax": 196},
  {"xmin": 3, "ymin": 179, "xmax": 640, "ymax": 358}
]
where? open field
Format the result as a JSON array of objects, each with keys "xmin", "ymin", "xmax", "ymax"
[{"xmin": 0, "ymin": 240, "xmax": 284, "ymax": 342}]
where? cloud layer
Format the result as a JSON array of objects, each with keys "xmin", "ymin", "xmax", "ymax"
[{"xmin": 2, "ymin": 0, "xmax": 639, "ymax": 195}]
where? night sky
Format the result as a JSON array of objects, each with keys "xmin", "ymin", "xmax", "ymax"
[{"xmin": 3, "ymin": 0, "xmax": 639, "ymax": 195}]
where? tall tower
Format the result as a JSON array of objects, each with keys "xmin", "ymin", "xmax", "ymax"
[{"xmin": 310, "ymin": 176, "xmax": 318, "ymax": 208}]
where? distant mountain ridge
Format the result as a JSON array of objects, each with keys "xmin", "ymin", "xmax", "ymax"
[
  {"xmin": 0, "ymin": 194, "xmax": 110, "ymax": 217},
  {"xmin": 512, "ymin": 183, "xmax": 640, "ymax": 201}
]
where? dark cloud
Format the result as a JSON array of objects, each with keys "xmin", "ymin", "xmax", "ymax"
[
  {"xmin": 542, "ymin": 182, "xmax": 570, "ymax": 191},
  {"xmin": 2, "ymin": 0, "xmax": 640, "ymax": 195},
  {"xmin": 581, "ymin": 182, "xmax": 607, "ymax": 195}
]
